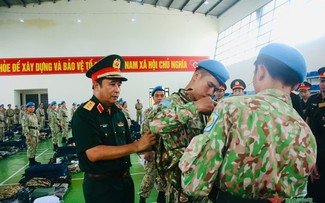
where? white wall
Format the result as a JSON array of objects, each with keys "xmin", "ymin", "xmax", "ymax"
[{"xmin": 0, "ymin": 0, "xmax": 219, "ymax": 118}]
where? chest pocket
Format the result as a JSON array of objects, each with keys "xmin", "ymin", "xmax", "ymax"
[{"xmin": 98, "ymin": 115, "xmax": 127, "ymax": 146}]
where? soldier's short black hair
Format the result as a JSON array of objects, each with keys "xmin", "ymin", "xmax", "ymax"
[{"xmin": 254, "ymin": 55, "xmax": 300, "ymax": 88}]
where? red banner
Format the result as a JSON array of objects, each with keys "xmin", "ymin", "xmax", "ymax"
[{"xmin": 0, "ymin": 56, "xmax": 208, "ymax": 76}]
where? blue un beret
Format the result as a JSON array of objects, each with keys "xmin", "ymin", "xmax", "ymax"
[
  {"xmin": 61, "ymin": 101, "xmax": 66, "ymax": 105},
  {"xmin": 50, "ymin": 101, "xmax": 57, "ymax": 106},
  {"xmin": 197, "ymin": 59, "xmax": 230, "ymax": 86},
  {"xmin": 26, "ymin": 102, "xmax": 35, "ymax": 107},
  {"xmin": 258, "ymin": 43, "xmax": 307, "ymax": 83},
  {"xmin": 117, "ymin": 98, "xmax": 123, "ymax": 102},
  {"xmin": 151, "ymin": 85, "xmax": 165, "ymax": 96}
]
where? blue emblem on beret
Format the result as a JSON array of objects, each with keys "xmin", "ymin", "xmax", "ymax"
[
  {"xmin": 258, "ymin": 43, "xmax": 307, "ymax": 83},
  {"xmin": 26, "ymin": 102, "xmax": 35, "ymax": 107},
  {"xmin": 50, "ymin": 101, "xmax": 57, "ymax": 106},
  {"xmin": 197, "ymin": 59, "xmax": 230, "ymax": 86},
  {"xmin": 151, "ymin": 85, "xmax": 165, "ymax": 96}
]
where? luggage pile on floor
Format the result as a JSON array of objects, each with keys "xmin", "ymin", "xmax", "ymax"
[
  {"xmin": 0, "ymin": 138, "xmax": 26, "ymax": 160},
  {"xmin": 53, "ymin": 145, "xmax": 80, "ymax": 174}
]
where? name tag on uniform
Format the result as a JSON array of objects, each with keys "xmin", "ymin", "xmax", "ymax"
[
  {"xmin": 117, "ymin": 122, "xmax": 124, "ymax": 127},
  {"xmin": 100, "ymin": 124, "xmax": 108, "ymax": 128},
  {"xmin": 319, "ymin": 102, "xmax": 325, "ymax": 108}
]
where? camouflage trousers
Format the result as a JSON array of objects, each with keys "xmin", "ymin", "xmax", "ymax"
[
  {"xmin": 138, "ymin": 158, "xmax": 166, "ymax": 198},
  {"xmin": 39, "ymin": 117, "xmax": 45, "ymax": 129},
  {"xmin": 7, "ymin": 117, "xmax": 14, "ymax": 128},
  {"xmin": 14, "ymin": 114, "xmax": 19, "ymax": 124},
  {"xmin": 26, "ymin": 136, "xmax": 38, "ymax": 158},
  {"xmin": 165, "ymin": 183, "xmax": 210, "ymax": 203},
  {"xmin": 50, "ymin": 125, "xmax": 60, "ymax": 144},
  {"xmin": 0, "ymin": 126, "xmax": 4, "ymax": 141},
  {"xmin": 61, "ymin": 122, "xmax": 69, "ymax": 138}
]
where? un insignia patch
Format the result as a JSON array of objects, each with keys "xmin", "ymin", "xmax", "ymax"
[
  {"xmin": 160, "ymin": 100, "xmax": 171, "ymax": 107},
  {"xmin": 204, "ymin": 112, "xmax": 219, "ymax": 132}
]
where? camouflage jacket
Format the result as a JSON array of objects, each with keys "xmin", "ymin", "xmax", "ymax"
[
  {"xmin": 149, "ymin": 89, "xmax": 207, "ymax": 190},
  {"xmin": 35, "ymin": 108, "xmax": 45, "ymax": 120},
  {"xmin": 48, "ymin": 109, "xmax": 60, "ymax": 127},
  {"xmin": 22, "ymin": 113, "xmax": 39, "ymax": 137},
  {"xmin": 179, "ymin": 89, "xmax": 317, "ymax": 199},
  {"xmin": 59, "ymin": 107, "xmax": 69, "ymax": 123},
  {"xmin": 0, "ymin": 111, "xmax": 5, "ymax": 127},
  {"xmin": 141, "ymin": 106, "xmax": 154, "ymax": 134}
]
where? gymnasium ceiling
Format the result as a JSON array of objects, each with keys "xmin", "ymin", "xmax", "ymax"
[{"xmin": 0, "ymin": 0, "xmax": 240, "ymax": 17}]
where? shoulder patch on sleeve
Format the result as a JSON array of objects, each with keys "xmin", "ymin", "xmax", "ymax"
[
  {"xmin": 83, "ymin": 101, "xmax": 95, "ymax": 111},
  {"xmin": 204, "ymin": 112, "xmax": 219, "ymax": 132},
  {"xmin": 160, "ymin": 100, "xmax": 171, "ymax": 107}
]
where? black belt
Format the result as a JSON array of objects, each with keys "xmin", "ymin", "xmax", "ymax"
[
  {"xmin": 216, "ymin": 190, "xmax": 271, "ymax": 203},
  {"xmin": 28, "ymin": 126, "xmax": 39, "ymax": 130},
  {"xmin": 40, "ymin": 115, "xmax": 45, "ymax": 117},
  {"xmin": 63, "ymin": 116, "xmax": 68, "ymax": 117},
  {"xmin": 85, "ymin": 170, "xmax": 129, "ymax": 179}
]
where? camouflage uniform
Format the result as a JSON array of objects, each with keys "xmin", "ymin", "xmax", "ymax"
[
  {"xmin": 22, "ymin": 112, "xmax": 39, "ymax": 158},
  {"xmin": 5, "ymin": 107, "xmax": 14, "ymax": 131},
  {"xmin": 59, "ymin": 106, "xmax": 69, "ymax": 140},
  {"xmin": 0, "ymin": 110, "xmax": 5, "ymax": 142},
  {"xmin": 13, "ymin": 107, "xmax": 20, "ymax": 124},
  {"xmin": 149, "ymin": 89, "xmax": 209, "ymax": 203},
  {"xmin": 179, "ymin": 89, "xmax": 317, "ymax": 200},
  {"xmin": 135, "ymin": 102, "xmax": 143, "ymax": 124},
  {"xmin": 35, "ymin": 107, "xmax": 45, "ymax": 129},
  {"xmin": 48, "ymin": 108, "xmax": 60, "ymax": 146},
  {"xmin": 139, "ymin": 106, "xmax": 166, "ymax": 198}
]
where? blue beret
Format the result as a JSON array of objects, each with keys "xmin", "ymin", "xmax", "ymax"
[
  {"xmin": 26, "ymin": 102, "xmax": 35, "ymax": 107},
  {"xmin": 258, "ymin": 43, "xmax": 307, "ymax": 83},
  {"xmin": 197, "ymin": 59, "xmax": 230, "ymax": 86},
  {"xmin": 122, "ymin": 101, "xmax": 127, "ymax": 107},
  {"xmin": 0, "ymin": 104, "xmax": 4, "ymax": 107},
  {"xmin": 20, "ymin": 105, "xmax": 25, "ymax": 109},
  {"xmin": 72, "ymin": 102, "xmax": 77, "ymax": 106},
  {"xmin": 61, "ymin": 101, "xmax": 66, "ymax": 105},
  {"xmin": 50, "ymin": 101, "xmax": 57, "ymax": 106},
  {"xmin": 117, "ymin": 98, "xmax": 123, "ymax": 102},
  {"xmin": 39, "ymin": 103, "xmax": 43, "ymax": 106},
  {"xmin": 151, "ymin": 85, "xmax": 165, "ymax": 96},
  {"xmin": 7, "ymin": 104, "xmax": 11, "ymax": 107}
]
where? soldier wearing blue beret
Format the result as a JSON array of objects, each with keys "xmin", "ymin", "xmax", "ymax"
[
  {"xmin": 35, "ymin": 103, "xmax": 45, "ymax": 130},
  {"xmin": 71, "ymin": 54, "xmax": 156, "ymax": 203},
  {"xmin": 22, "ymin": 102, "xmax": 41, "ymax": 166},
  {"xmin": 305, "ymin": 66, "xmax": 325, "ymax": 202},
  {"xmin": 5, "ymin": 103, "xmax": 14, "ymax": 132},
  {"xmin": 59, "ymin": 101, "xmax": 69, "ymax": 143},
  {"xmin": 179, "ymin": 43, "xmax": 316, "ymax": 203},
  {"xmin": 148, "ymin": 59, "xmax": 230, "ymax": 202},
  {"xmin": 48, "ymin": 101, "xmax": 60, "ymax": 150},
  {"xmin": 70, "ymin": 102, "xmax": 77, "ymax": 121}
]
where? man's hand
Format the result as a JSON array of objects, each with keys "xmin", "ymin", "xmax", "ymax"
[
  {"xmin": 195, "ymin": 97, "xmax": 217, "ymax": 115},
  {"xmin": 310, "ymin": 166, "xmax": 320, "ymax": 182},
  {"xmin": 135, "ymin": 130, "xmax": 156, "ymax": 152}
]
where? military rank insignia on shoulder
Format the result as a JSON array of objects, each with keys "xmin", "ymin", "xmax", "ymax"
[
  {"xmin": 204, "ymin": 112, "xmax": 219, "ymax": 132},
  {"xmin": 83, "ymin": 100, "xmax": 95, "ymax": 111},
  {"xmin": 117, "ymin": 122, "xmax": 124, "ymax": 127}
]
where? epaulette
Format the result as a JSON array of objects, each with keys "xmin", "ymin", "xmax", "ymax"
[{"xmin": 83, "ymin": 100, "xmax": 95, "ymax": 111}]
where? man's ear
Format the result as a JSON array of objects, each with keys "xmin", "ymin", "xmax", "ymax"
[
  {"xmin": 192, "ymin": 70, "xmax": 201, "ymax": 81},
  {"xmin": 256, "ymin": 65, "xmax": 267, "ymax": 81}
]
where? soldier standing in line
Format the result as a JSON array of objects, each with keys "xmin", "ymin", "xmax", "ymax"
[
  {"xmin": 13, "ymin": 105, "xmax": 20, "ymax": 125},
  {"xmin": 59, "ymin": 101, "xmax": 69, "ymax": 144},
  {"xmin": 19, "ymin": 105, "xmax": 27, "ymax": 124},
  {"xmin": 305, "ymin": 67, "xmax": 325, "ymax": 203},
  {"xmin": 121, "ymin": 101, "xmax": 131, "ymax": 127},
  {"xmin": 0, "ymin": 105, "xmax": 5, "ymax": 142},
  {"xmin": 70, "ymin": 102, "xmax": 77, "ymax": 120},
  {"xmin": 148, "ymin": 59, "xmax": 230, "ymax": 203},
  {"xmin": 35, "ymin": 103, "xmax": 45, "ymax": 130},
  {"xmin": 48, "ymin": 101, "xmax": 61, "ymax": 150},
  {"xmin": 5, "ymin": 104, "xmax": 15, "ymax": 132},
  {"xmin": 139, "ymin": 85, "xmax": 166, "ymax": 203},
  {"xmin": 230, "ymin": 79, "xmax": 246, "ymax": 96},
  {"xmin": 22, "ymin": 102, "xmax": 41, "ymax": 166},
  {"xmin": 135, "ymin": 99, "xmax": 143, "ymax": 124},
  {"xmin": 179, "ymin": 43, "xmax": 317, "ymax": 203}
]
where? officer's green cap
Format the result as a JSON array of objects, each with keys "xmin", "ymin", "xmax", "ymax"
[
  {"xmin": 258, "ymin": 43, "xmax": 307, "ymax": 83},
  {"xmin": 231, "ymin": 79, "xmax": 246, "ymax": 90},
  {"xmin": 197, "ymin": 59, "xmax": 229, "ymax": 87},
  {"xmin": 86, "ymin": 54, "xmax": 127, "ymax": 82}
]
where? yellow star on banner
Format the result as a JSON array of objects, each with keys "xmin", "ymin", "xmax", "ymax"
[{"xmin": 268, "ymin": 193, "xmax": 284, "ymax": 203}]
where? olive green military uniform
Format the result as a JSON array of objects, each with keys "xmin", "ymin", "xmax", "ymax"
[
  {"xmin": 59, "ymin": 106, "xmax": 69, "ymax": 140},
  {"xmin": 138, "ymin": 106, "xmax": 166, "ymax": 199},
  {"xmin": 72, "ymin": 96, "xmax": 134, "ymax": 203},
  {"xmin": 149, "ymin": 89, "xmax": 209, "ymax": 203},
  {"xmin": 179, "ymin": 89, "xmax": 317, "ymax": 201},
  {"xmin": 48, "ymin": 108, "xmax": 60, "ymax": 146},
  {"xmin": 135, "ymin": 102, "xmax": 143, "ymax": 124},
  {"xmin": 5, "ymin": 107, "xmax": 14, "ymax": 131},
  {"xmin": 0, "ymin": 110, "xmax": 5, "ymax": 142},
  {"xmin": 22, "ymin": 112, "xmax": 39, "ymax": 159},
  {"xmin": 35, "ymin": 107, "xmax": 45, "ymax": 129},
  {"xmin": 13, "ymin": 107, "xmax": 20, "ymax": 125}
]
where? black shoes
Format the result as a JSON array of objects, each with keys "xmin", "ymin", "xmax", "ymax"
[{"xmin": 29, "ymin": 158, "xmax": 41, "ymax": 166}]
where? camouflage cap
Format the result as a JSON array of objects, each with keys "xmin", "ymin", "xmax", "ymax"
[
  {"xmin": 86, "ymin": 54, "xmax": 127, "ymax": 82},
  {"xmin": 197, "ymin": 59, "xmax": 229, "ymax": 87},
  {"xmin": 231, "ymin": 79, "xmax": 246, "ymax": 90},
  {"xmin": 258, "ymin": 43, "xmax": 307, "ymax": 83}
]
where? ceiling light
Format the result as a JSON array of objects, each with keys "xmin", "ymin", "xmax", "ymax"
[
  {"xmin": 77, "ymin": 19, "xmax": 81, "ymax": 23},
  {"xmin": 20, "ymin": 19, "xmax": 24, "ymax": 23},
  {"xmin": 131, "ymin": 18, "xmax": 136, "ymax": 22}
]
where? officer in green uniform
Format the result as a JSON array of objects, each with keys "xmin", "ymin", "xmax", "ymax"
[
  {"xmin": 139, "ymin": 85, "xmax": 166, "ymax": 203},
  {"xmin": 230, "ymin": 79, "xmax": 246, "ymax": 96},
  {"xmin": 148, "ymin": 59, "xmax": 230, "ymax": 203},
  {"xmin": 71, "ymin": 54, "xmax": 156, "ymax": 203},
  {"xmin": 0, "ymin": 104, "xmax": 5, "ymax": 142},
  {"xmin": 22, "ymin": 102, "xmax": 41, "ymax": 166},
  {"xmin": 179, "ymin": 43, "xmax": 317, "ymax": 202},
  {"xmin": 305, "ymin": 67, "xmax": 325, "ymax": 202}
]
